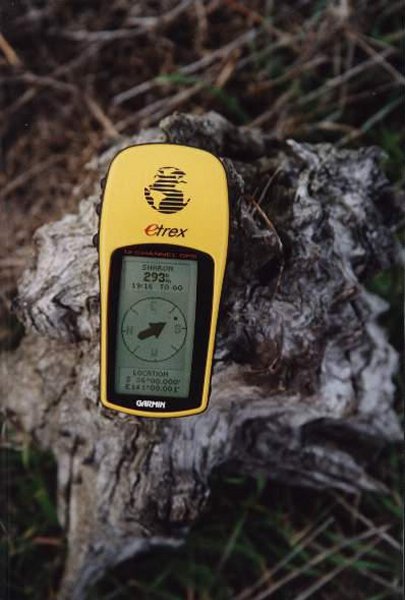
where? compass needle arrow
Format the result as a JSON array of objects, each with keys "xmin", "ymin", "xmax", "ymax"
[{"xmin": 138, "ymin": 322, "xmax": 166, "ymax": 340}]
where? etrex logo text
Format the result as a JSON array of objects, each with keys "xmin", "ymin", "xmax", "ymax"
[{"xmin": 144, "ymin": 224, "xmax": 188, "ymax": 238}]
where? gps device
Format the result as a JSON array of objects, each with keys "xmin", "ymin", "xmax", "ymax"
[{"xmin": 98, "ymin": 143, "xmax": 229, "ymax": 417}]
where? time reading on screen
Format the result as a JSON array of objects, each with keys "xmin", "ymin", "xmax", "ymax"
[{"xmin": 114, "ymin": 255, "xmax": 197, "ymax": 399}]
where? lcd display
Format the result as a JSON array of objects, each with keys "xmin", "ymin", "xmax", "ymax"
[{"xmin": 114, "ymin": 255, "xmax": 197, "ymax": 398}]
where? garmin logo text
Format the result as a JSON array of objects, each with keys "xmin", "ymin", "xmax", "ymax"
[
  {"xmin": 144, "ymin": 224, "xmax": 187, "ymax": 238},
  {"xmin": 136, "ymin": 400, "xmax": 166, "ymax": 409}
]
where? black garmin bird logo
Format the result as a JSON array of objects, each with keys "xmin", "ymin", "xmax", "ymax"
[{"xmin": 144, "ymin": 167, "xmax": 190, "ymax": 214}]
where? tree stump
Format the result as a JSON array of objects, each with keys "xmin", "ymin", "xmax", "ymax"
[{"xmin": 2, "ymin": 112, "xmax": 401, "ymax": 599}]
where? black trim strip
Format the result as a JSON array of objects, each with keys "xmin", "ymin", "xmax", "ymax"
[{"xmin": 106, "ymin": 244, "xmax": 214, "ymax": 414}]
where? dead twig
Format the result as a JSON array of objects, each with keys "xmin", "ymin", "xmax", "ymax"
[
  {"xmin": 2, "ymin": 156, "xmax": 64, "ymax": 200},
  {"xmin": 347, "ymin": 29, "xmax": 405, "ymax": 86},
  {"xmin": 194, "ymin": 0, "xmax": 209, "ymax": 53},
  {"xmin": 250, "ymin": 87, "xmax": 296, "ymax": 128},
  {"xmin": 214, "ymin": 49, "xmax": 241, "ymax": 88},
  {"xmin": 17, "ymin": 72, "xmax": 78, "ymax": 95},
  {"xmin": 116, "ymin": 82, "xmax": 204, "ymax": 132},
  {"xmin": 0, "ymin": 33, "xmax": 22, "ymax": 67},
  {"xmin": 84, "ymin": 95, "xmax": 121, "ymax": 140},
  {"xmin": 52, "ymin": 27, "xmax": 145, "ymax": 43},
  {"xmin": 248, "ymin": 55, "xmax": 327, "ymax": 96},
  {"xmin": 56, "ymin": 0, "xmax": 196, "ymax": 43},
  {"xmin": 223, "ymin": 0, "xmax": 298, "ymax": 49},
  {"xmin": 126, "ymin": 0, "xmax": 195, "ymax": 28},
  {"xmin": 293, "ymin": 537, "xmax": 393, "ymax": 600},
  {"xmin": 235, "ymin": 517, "xmax": 336, "ymax": 600},
  {"xmin": 297, "ymin": 47, "xmax": 397, "ymax": 108},
  {"xmin": 248, "ymin": 526, "xmax": 390, "ymax": 600},
  {"xmin": 338, "ymin": 96, "xmax": 402, "ymax": 146},
  {"xmin": 113, "ymin": 28, "xmax": 257, "ymax": 105},
  {"xmin": 335, "ymin": 495, "xmax": 401, "ymax": 552}
]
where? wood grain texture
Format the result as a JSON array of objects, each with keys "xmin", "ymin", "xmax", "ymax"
[{"xmin": 2, "ymin": 112, "xmax": 401, "ymax": 599}]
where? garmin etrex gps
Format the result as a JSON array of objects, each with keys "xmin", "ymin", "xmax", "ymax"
[{"xmin": 98, "ymin": 144, "xmax": 229, "ymax": 417}]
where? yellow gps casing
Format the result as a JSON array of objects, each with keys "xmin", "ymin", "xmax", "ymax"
[{"xmin": 98, "ymin": 144, "xmax": 229, "ymax": 417}]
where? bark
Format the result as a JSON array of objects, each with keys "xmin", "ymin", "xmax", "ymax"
[{"xmin": 2, "ymin": 112, "xmax": 402, "ymax": 599}]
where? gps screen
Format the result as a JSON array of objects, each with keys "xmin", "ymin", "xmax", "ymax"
[{"xmin": 114, "ymin": 255, "xmax": 197, "ymax": 398}]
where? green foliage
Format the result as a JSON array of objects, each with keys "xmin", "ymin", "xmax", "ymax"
[
  {"xmin": 0, "ymin": 442, "xmax": 65, "ymax": 599},
  {"xmin": 88, "ymin": 457, "xmax": 402, "ymax": 599},
  {"xmin": 2, "ymin": 440, "xmax": 402, "ymax": 599}
]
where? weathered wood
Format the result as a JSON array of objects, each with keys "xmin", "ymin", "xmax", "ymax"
[{"xmin": 2, "ymin": 112, "xmax": 401, "ymax": 599}]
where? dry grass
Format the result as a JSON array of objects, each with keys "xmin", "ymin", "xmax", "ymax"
[
  {"xmin": 1, "ymin": 1, "xmax": 403, "ymax": 291},
  {"xmin": 1, "ymin": 1, "xmax": 403, "ymax": 598}
]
